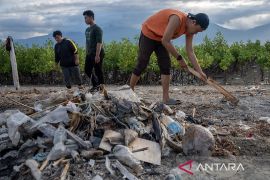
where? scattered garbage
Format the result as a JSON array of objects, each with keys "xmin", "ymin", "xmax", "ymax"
[
  {"xmin": 124, "ymin": 129, "xmax": 138, "ymax": 146},
  {"xmin": 175, "ymin": 110, "xmax": 186, "ymax": 121},
  {"xmin": 259, "ymin": 117, "xmax": 270, "ymax": 124},
  {"xmin": 113, "ymin": 145, "xmax": 143, "ymax": 174},
  {"xmin": 238, "ymin": 121, "xmax": 251, "ymax": 130},
  {"xmin": 25, "ymin": 159, "xmax": 41, "ymax": 180},
  {"xmin": 160, "ymin": 114, "xmax": 185, "ymax": 136},
  {"xmin": 80, "ymin": 149, "xmax": 103, "ymax": 159},
  {"xmin": 7, "ymin": 111, "xmax": 33, "ymax": 145},
  {"xmin": 1, "ymin": 85, "xmax": 267, "ymax": 179}
]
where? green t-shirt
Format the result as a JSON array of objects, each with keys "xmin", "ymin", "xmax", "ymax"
[{"xmin": 85, "ymin": 24, "xmax": 103, "ymax": 55}]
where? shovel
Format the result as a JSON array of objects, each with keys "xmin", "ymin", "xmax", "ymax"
[{"xmin": 187, "ymin": 66, "xmax": 239, "ymax": 105}]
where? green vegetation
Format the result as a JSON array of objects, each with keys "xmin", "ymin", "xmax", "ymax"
[{"xmin": 0, "ymin": 32, "xmax": 270, "ymax": 75}]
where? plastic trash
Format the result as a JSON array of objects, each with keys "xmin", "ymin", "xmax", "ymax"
[
  {"xmin": 108, "ymin": 85, "xmax": 141, "ymax": 103},
  {"xmin": 85, "ymin": 93, "xmax": 93, "ymax": 102},
  {"xmin": 47, "ymin": 126, "xmax": 67, "ymax": 160},
  {"xmin": 96, "ymin": 114, "xmax": 111, "ymax": 124},
  {"xmin": 160, "ymin": 114, "xmax": 185, "ymax": 136},
  {"xmin": 182, "ymin": 124, "xmax": 215, "ymax": 156},
  {"xmin": 34, "ymin": 91, "xmax": 67, "ymax": 111},
  {"xmin": 113, "ymin": 145, "xmax": 143, "ymax": 174},
  {"xmin": 89, "ymin": 92, "xmax": 105, "ymax": 103},
  {"xmin": 73, "ymin": 88, "xmax": 81, "ymax": 97},
  {"xmin": 66, "ymin": 101, "xmax": 80, "ymax": 113},
  {"xmin": 71, "ymin": 150, "xmax": 80, "ymax": 161},
  {"xmin": 126, "ymin": 117, "xmax": 147, "ymax": 135},
  {"xmin": 7, "ymin": 111, "xmax": 33, "ymax": 145},
  {"xmin": 33, "ymin": 106, "xmax": 70, "ymax": 128},
  {"xmin": 0, "ymin": 131, "xmax": 10, "ymax": 152},
  {"xmin": 37, "ymin": 123, "xmax": 57, "ymax": 138},
  {"xmin": 92, "ymin": 175, "xmax": 103, "ymax": 180},
  {"xmin": 0, "ymin": 110, "xmax": 20, "ymax": 126},
  {"xmin": 25, "ymin": 159, "xmax": 41, "ymax": 180},
  {"xmin": 175, "ymin": 110, "xmax": 186, "ymax": 121},
  {"xmin": 53, "ymin": 126, "xmax": 67, "ymax": 145},
  {"xmin": 34, "ymin": 102, "xmax": 43, "ymax": 112},
  {"xmin": 259, "ymin": 117, "xmax": 270, "ymax": 124},
  {"xmin": 33, "ymin": 152, "xmax": 49, "ymax": 162},
  {"xmin": 239, "ymin": 121, "xmax": 251, "ymax": 130},
  {"xmin": 88, "ymin": 159, "xmax": 95, "ymax": 168},
  {"xmin": 66, "ymin": 129, "xmax": 92, "ymax": 149}
]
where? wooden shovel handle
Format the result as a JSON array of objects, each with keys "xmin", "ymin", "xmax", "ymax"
[{"xmin": 187, "ymin": 67, "xmax": 239, "ymax": 105}]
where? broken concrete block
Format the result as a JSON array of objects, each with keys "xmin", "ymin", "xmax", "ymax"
[{"xmin": 182, "ymin": 125, "xmax": 215, "ymax": 156}]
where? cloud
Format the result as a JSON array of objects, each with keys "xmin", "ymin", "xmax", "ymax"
[
  {"xmin": 0, "ymin": 0, "xmax": 270, "ymax": 39},
  {"xmin": 221, "ymin": 13, "xmax": 270, "ymax": 29}
]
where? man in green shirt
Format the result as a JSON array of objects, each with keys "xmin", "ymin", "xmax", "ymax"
[{"xmin": 83, "ymin": 10, "xmax": 105, "ymax": 92}]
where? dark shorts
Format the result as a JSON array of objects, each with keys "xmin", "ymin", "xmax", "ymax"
[{"xmin": 133, "ymin": 32, "xmax": 171, "ymax": 76}]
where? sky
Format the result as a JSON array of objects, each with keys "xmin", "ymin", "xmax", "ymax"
[{"xmin": 0, "ymin": 0, "xmax": 270, "ymax": 39}]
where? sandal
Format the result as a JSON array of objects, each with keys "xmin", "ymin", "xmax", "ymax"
[{"xmin": 164, "ymin": 98, "xmax": 181, "ymax": 105}]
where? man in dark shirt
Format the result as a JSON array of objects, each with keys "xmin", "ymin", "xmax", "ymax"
[
  {"xmin": 83, "ymin": 10, "xmax": 105, "ymax": 92},
  {"xmin": 53, "ymin": 30, "xmax": 82, "ymax": 89}
]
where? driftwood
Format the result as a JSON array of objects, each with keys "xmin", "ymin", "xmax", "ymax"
[
  {"xmin": 60, "ymin": 161, "xmax": 70, "ymax": 180},
  {"xmin": 4, "ymin": 96, "xmax": 35, "ymax": 111}
]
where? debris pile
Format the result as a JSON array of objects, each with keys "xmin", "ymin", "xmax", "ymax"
[{"xmin": 1, "ymin": 85, "xmax": 269, "ymax": 179}]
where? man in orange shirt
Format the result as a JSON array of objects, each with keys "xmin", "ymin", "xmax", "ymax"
[{"xmin": 130, "ymin": 9, "xmax": 209, "ymax": 105}]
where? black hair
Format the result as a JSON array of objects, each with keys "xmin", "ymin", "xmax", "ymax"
[
  {"xmin": 53, "ymin": 30, "xmax": 62, "ymax": 38},
  {"xmin": 83, "ymin": 10, "xmax": 95, "ymax": 20}
]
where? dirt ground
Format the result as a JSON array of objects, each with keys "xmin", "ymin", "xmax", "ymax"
[{"xmin": 0, "ymin": 85, "xmax": 270, "ymax": 180}]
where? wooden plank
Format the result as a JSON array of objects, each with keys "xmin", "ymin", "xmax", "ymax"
[
  {"xmin": 188, "ymin": 67, "xmax": 239, "ymax": 105},
  {"xmin": 129, "ymin": 138, "xmax": 161, "ymax": 165},
  {"xmin": 100, "ymin": 130, "xmax": 161, "ymax": 165},
  {"xmin": 9, "ymin": 37, "xmax": 20, "ymax": 90}
]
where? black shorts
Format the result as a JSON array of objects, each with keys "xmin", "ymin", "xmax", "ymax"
[{"xmin": 133, "ymin": 32, "xmax": 171, "ymax": 75}]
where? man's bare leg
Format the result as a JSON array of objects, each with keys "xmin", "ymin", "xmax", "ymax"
[
  {"xmin": 161, "ymin": 74, "xmax": 170, "ymax": 102},
  {"xmin": 130, "ymin": 73, "xmax": 140, "ymax": 91}
]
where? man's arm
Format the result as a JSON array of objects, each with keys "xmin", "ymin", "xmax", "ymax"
[
  {"xmin": 67, "ymin": 39, "xmax": 79, "ymax": 65},
  {"xmin": 95, "ymin": 27, "xmax": 103, "ymax": 63},
  {"xmin": 161, "ymin": 15, "xmax": 181, "ymax": 58},
  {"xmin": 161, "ymin": 15, "xmax": 187, "ymax": 68},
  {"xmin": 54, "ymin": 45, "xmax": 60, "ymax": 64},
  {"xmin": 67, "ymin": 39, "xmax": 78, "ymax": 54},
  {"xmin": 186, "ymin": 35, "xmax": 207, "ymax": 80}
]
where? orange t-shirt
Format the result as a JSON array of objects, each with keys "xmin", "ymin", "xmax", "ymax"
[{"xmin": 142, "ymin": 9, "xmax": 187, "ymax": 41}]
